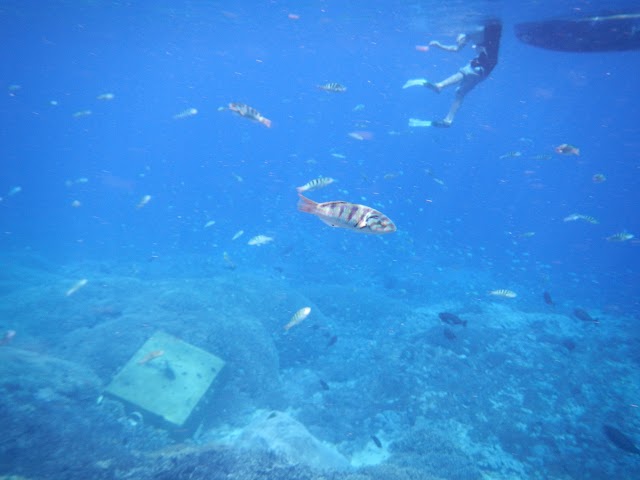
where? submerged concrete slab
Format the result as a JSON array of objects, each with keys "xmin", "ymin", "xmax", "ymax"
[{"xmin": 105, "ymin": 331, "xmax": 224, "ymax": 426}]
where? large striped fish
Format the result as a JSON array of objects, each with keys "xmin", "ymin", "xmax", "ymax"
[
  {"xmin": 228, "ymin": 102, "xmax": 272, "ymax": 128},
  {"xmin": 297, "ymin": 194, "xmax": 396, "ymax": 234}
]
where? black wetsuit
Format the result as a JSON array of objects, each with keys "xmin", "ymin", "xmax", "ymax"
[{"xmin": 471, "ymin": 20, "xmax": 502, "ymax": 77}]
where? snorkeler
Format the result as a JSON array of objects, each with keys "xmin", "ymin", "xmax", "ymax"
[{"xmin": 404, "ymin": 19, "xmax": 502, "ymax": 127}]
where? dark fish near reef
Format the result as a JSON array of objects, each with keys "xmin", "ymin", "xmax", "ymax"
[
  {"xmin": 438, "ymin": 312, "xmax": 467, "ymax": 327},
  {"xmin": 163, "ymin": 364, "xmax": 176, "ymax": 381},
  {"xmin": 370, "ymin": 435, "xmax": 383, "ymax": 449},
  {"xmin": 319, "ymin": 379, "xmax": 330, "ymax": 391},
  {"xmin": 574, "ymin": 308, "xmax": 598, "ymax": 323},
  {"xmin": 543, "ymin": 291, "xmax": 554, "ymax": 306},
  {"xmin": 326, "ymin": 335, "xmax": 338, "ymax": 348},
  {"xmin": 443, "ymin": 327, "xmax": 456, "ymax": 341},
  {"xmin": 603, "ymin": 425, "xmax": 640, "ymax": 454}
]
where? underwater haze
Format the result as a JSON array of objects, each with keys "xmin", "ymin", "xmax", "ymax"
[{"xmin": 1, "ymin": 1, "xmax": 639, "ymax": 479}]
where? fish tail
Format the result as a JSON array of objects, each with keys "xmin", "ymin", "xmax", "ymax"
[
  {"xmin": 260, "ymin": 117, "xmax": 272, "ymax": 128},
  {"xmin": 575, "ymin": 148, "xmax": 580, "ymax": 155},
  {"xmin": 297, "ymin": 194, "xmax": 318, "ymax": 214}
]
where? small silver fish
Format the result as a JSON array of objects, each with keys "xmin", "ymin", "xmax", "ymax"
[
  {"xmin": 66, "ymin": 279, "xmax": 88, "ymax": 297},
  {"xmin": 489, "ymin": 289, "xmax": 517, "ymax": 298},
  {"xmin": 284, "ymin": 307, "xmax": 311, "ymax": 331},
  {"xmin": 247, "ymin": 235, "xmax": 274, "ymax": 246},
  {"xmin": 606, "ymin": 232, "xmax": 634, "ymax": 242},
  {"xmin": 317, "ymin": 82, "xmax": 347, "ymax": 93},
  {"xmin": 228, "ymin": 102, "xmax": 271, "ymax": 127},
  {"xmin": 499, "ymin": 151, "xmax": 522, "ymax": 159},
  {"xmin": 563, "ymin": 213, "xmax": 598, "ymax": 224},
  {"xmin": 173, "ymin": 107, "xmax": 197, "ymax": 119},
  {"xmin": 296, "ymin": 177, "xmax": 336, "ymax": 193},
  {"xmin": 136, "ymin": 194, "xmax": 152, "ymax": 209}
]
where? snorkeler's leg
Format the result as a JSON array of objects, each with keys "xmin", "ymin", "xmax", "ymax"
[
  {"xmin": 435, "ymin": 72, "xmax": 464, "ymax": 90},
  {"xmin": 433, "ymin": 93, "xmax": 464, "ymax": 127},
  {"xmin": 443, "ymin": 93, "xmax": 464, "ymax": 124},
  {"xmin": 425, "ymin": 72, "xmax": 463, "ymax": 93}
]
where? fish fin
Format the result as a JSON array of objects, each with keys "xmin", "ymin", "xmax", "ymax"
[
  {"xmin": 319, "ymin": 218, "xmax": 339, "ymax": 228},
  {"xmin": 261, "ymin": 117, "xmax": 272, "ymax": 128},
  {"xmin": 297, "ymin": 194, "xmax": 318, "ymax": 214}
]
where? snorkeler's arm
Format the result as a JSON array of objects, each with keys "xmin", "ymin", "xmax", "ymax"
[{"xmin": 429, "ymin": 34, "xmax": 468, "ymax": 52}]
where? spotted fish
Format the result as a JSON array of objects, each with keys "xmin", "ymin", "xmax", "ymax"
[
  {"xmin": 603, "ymin": 425, "xmax": 640, "ymax": 454},
  {"xmin": 228, "ymin": 102, "xmax": 271, "ymax": 128},
  {"xmin": 297, "ymin": 194, "xmax": 396, "ymax": 234}
]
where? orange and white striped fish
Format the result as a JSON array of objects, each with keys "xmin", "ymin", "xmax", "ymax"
[
  {"xmin": 284, "ymin": 307, "xmax": 311, "ymax": 331},
  {"xmin": 317, "ymin": 82, "xmax": 347, "ymax": 93},
  {"xmin": 297, "ymin": 194, "xmax": 396, "ymax": 234},
  {"xmin": 228, "ymin": 102, "xmax": 272, "ymax": 128}
]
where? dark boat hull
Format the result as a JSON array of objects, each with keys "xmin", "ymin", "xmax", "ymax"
[{"xmin": 515, "ymin": 13, "xmax": 640, "ymax": 52}]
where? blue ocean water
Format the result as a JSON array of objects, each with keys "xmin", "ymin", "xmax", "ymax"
[{"xmin": 1, "ymin": 1, "xmax": 639, "ymax": 479}]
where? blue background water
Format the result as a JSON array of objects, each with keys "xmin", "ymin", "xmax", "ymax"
[
  {"xmin": 1, "ymin": 1, "xmax": 639, "ymax": 479},
  {"xmin": 2, "ymin": 0, "xmax": 639, "ymax": 307}
]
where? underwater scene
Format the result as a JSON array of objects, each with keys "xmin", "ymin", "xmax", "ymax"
[{"xmin": 1, "ymin": 1, "xmax": 639, "ymax": 479}]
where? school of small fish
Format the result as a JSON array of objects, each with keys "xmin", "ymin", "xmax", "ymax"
[{"xmin": 6, "ymin": 66, "xmax": 634, "ymax": 350}]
